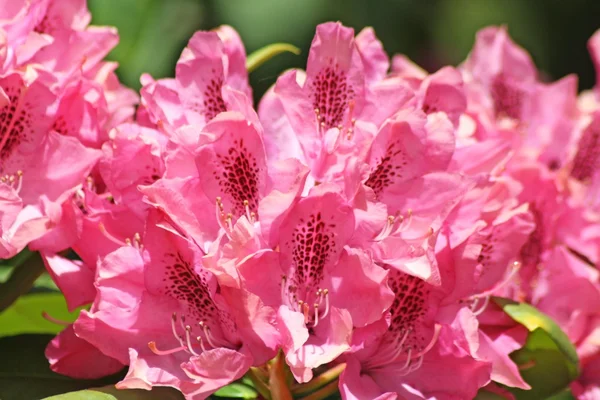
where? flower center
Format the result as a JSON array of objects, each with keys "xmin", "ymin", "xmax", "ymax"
[{"xmin": 310, "ymin": 61, "xmax": 353, "ymax": 132}]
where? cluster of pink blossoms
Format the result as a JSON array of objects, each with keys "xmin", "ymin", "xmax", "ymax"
[{"xmin": 3, "ymin": 2, "xmax": 600, "ymax": 398}]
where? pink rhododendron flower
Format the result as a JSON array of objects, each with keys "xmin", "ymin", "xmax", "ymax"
[
  {"xmin": 75, "ymin": 215, "xmax": 279, "ymax": 398},
  {"xmin": 23, "ymin": 14, "xmax": 600, "ymax": 400}
]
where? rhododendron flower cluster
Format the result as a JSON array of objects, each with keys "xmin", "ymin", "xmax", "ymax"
[{"xmin": 2, "ymin": 1, "xmax": 600, "ymax": 399}]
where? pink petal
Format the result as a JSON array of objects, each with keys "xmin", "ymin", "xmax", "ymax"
[{"xmin": 45, "ymin": 324, "xmax": 123, "ymax": 379}]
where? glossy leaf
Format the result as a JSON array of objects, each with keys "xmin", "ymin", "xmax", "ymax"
[
  {"xmin": 44, "ymin": 385, "xmax": 184, "ymax": 400},
  {"xmin": 0, "ymin": 335, "xmax": 124, "ymax": 399},
  {"xmin": 246, "ymin": 43, "xmax": 300, "ymax": 73},
  {"xmin": 213, "ymin": 383, "xmax": 258, "ymax": 399},
  {"xmin": 0, "ymin": 293, "xmax": 80, "ymax": 337},
  {"xmin": 493, "ymin": 297, "xmax": 580, "ymax": 399},
  {"xmin": 493, "ymin": 297, "xmax": 579, "ymax": 371}
]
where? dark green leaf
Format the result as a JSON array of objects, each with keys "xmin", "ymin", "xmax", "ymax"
[
  {"xmin": 0, "ymin": 248, "xmax": 33, "ymax": 267},
  {"xmin": 474, "ymin": 390, "xmax": 508, "ymax": 400},
  {"xmin": 0, "ymin": 251, "xmax": 45, "ymax": 311},
  {"xmin": 246, "ymin": 43, "xmax": 300, "ymax": 73},
  {"xmin": 213, "ymin": 383, "xmax": 258, "ymax": 399},
  {"xmin": 493, "ymin": 297, "xmax": 579, "ymax": 372},
  {"xmin": 0, "ymin": 293, "xmax": 80, "ymax": 337},
  {"xmin": 547, "ymin": 389, "xmax": 577, "ymax": 400},
  {"xmin": 0, "ymin": 335, "xmax": 125, "ymax": 400},
  {"xmin": 493, "ymin": 297, "xmax": 580, "ymax": 400},
  {"xmin": 44, "ymin": 385, "xmax": 184, "ymax": 400}
]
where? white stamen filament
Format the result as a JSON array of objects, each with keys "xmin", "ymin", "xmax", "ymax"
[
  {"xmin": 199, "ymin": 321, "xmax": 219, "ymax": 349},
  {"xmin": 321, "ymin": 289, "xmax": 330, "ymax": 319},
  {"xmin": 14, "ymin": 171, "xmax": 23, "ymax": 193},
  {"xmin": 313, "ymin": 304, "xmax": 320, "ymax": 327},
  {"xmin": 243, "ymin": 200, "xmax": 255, "ymax": 223},
  {"xmin": 171, "ymin": 313, "xmax": 185, "ymax": 346},
  {"xmin": 476, "ymin": 260, "xmax": 522, "ymax": 298},
  {"xmin": 472, "ymin": 296, "xmax": 491, "ymax": 316},
  {"xmin": 197, "ymin": 336, "xmax": 208, "ymax": 352},
  {"xmin": 215, "ymin": 197, "xmax": 232, "ymax": 238},
  {"xmin": 373, "ymin": 215, "xmax": 397, "ymax": 242},
  {"xmin": 185, "ymin": 325, "xmax": 200, "ymax": 356}
]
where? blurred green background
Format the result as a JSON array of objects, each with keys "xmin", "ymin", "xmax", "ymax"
[{"xmin": 88, "ymin": 0, "xmax": 600, "ymax": 101}]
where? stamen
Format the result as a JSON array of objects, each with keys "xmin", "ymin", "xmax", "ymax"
[
  {"xmin": 41, "ymin": 311, "xmax": 70, "ymax": 326},
  {"xmin": 302, "ymin": 302, "xmax": 310, "ymax": 324},
  {"xmin": 199, "ymin": 321, "xmax": 219, "ymax": 349},
  {"xmin": 398, "ymin": 347, "xmax": 413, "ymax": 372},
  {"xmin": 313, "ymin": 304, "xmax": 320, "ymax": 327},
  {"xmin": 373, "ymin": 215, "xmax": 396, "ymax": 241},
  {"xmin": 14, "ymin": 170, "xmax": 23, "ymax": 193},
  {"xmin": 243, "ymin": 200, "xmax": 252, "ymax": 221},
  {"xmin": 86, "ymin": 176, "xmax": 95, "ymax": 191},
  {"xmin": 366, "ymin": 328, "xmax": 412, "ymax": 368},
  {"xmin": 226, "ymin": 213, "xmax": 233, "ymax": 231},
  {"xmin": 411, "ymin": 324, "xmax": 442, "ymax": 359},
  {"xmin": 185, "ymin": 325, "xmax": 200, "ymax": 356},
  {"xmin": 321, "ymin": 289, "xmax": 330, "ymax": 319},
  {"xmin": 133, "ymin": 232, "xmax": 142, "ymax": 249},
  {"xmin": 398, "ymin": 209, "xmax": 413, "ymax": 231},
  {"xmin": 170, "ymin": 313, "xmax": 185, "ymax": 346},
  {"xmin": 472, "ymin": 296, "xmax": 490, "ymax": 316},
  {"xmin": 98, "ymin": 223, "xmax": 127, "ymax": 247},
  {"xmin": 476, "ymin": 260, "xmax": 522, "ymax": 298},
  {"xmin": 197, "ymin": 335, "xmax": 208, "ymax": 352},
  {"xmin": 148, "ymin": 341, "xmax": 187, "ymax": 356}
]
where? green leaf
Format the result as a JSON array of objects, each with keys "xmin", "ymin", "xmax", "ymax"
[
  {"xmin": 44, "ymin": 385, "xmax": 184, "ymax": 400},
  {"xmin": 0, "ymin": 247, "xmax": 33, "ymax": 267},
  {"xmin": 547, "ymin": 389, "xmax": 577, "ymax": 400},
  {"xmin": 493, "ymin": 297, "xmax": 580, "ymax": 399},
  {"xmin": 213, "ymin": 383, "xmax": 258, "ymax": 399},
  {"xmin": 88, "ymin": 0, "xmax": 204, "ymax": 90},
  {"xmin": 0, "ymin": 293, "xmax": 80, "ymax": 337},
  {"xmin": 493, "ymin": 297, "xmax": 579, "ymax": 371},
  {"xmin": 246, "ymin": 43, "xmax": 300, "ymax": 73},
  {"xmin": 474, "ymin": 390, "xmax": 508, "ymax": 400},
  {"xmin": 0, "ymin": 252, "xmax": 46, "ymax": 311},
  {"xmin": 0, "ymin": 334, "xmax": 125, "ymax": 399}
]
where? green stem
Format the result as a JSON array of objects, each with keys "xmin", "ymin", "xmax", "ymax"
[
  {"xmin": 0, "ymin": 251, "xmax": 44, "ymax": 312},
  {"xmin": 269, "ymin": 351, "xmax": 293, "ymax": 400},
  {"xmin": 298, "ymin": 380, "xmax": 339, "ymax": 400},
  {"xmin": 292, "ymin": 363, "xmax": 346, "ymax": 396},
  {"xmin": 247, "ymin": 367, "xmax": 272, "ymax": 400}
]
